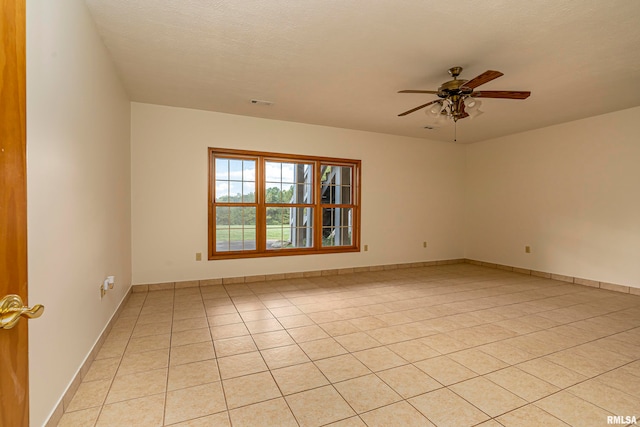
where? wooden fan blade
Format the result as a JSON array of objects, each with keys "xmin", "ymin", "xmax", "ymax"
[
  {"xmin": 463, "ymin": 70, "xmax": 503, "ymax": 89},
  {"xmin": 398, "ymin": 100, "xmax": 439, "ymax": 116},
  {"xmin": 398, "ymin": 90, "xmax": 439, "ymax": 94},
  {"xmin": 472, "ymin": 90, "xmax": 531, "ymax": 99}
]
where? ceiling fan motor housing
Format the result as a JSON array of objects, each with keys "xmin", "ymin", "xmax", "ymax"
[
  {"xmin": 438, "ymin": 67, "xmax": 473, "ymax": 98},
  {"xmin": 437, "ymin": 80, "xmax": 472, "ymax": 98},
  {"xmin": 437, "ymin": 69, "xmax": 472, "ymax": 121}
]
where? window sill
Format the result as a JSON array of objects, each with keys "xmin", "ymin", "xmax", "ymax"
[{"xmin": 208, "ymin": 246, "xmax": 360, "ymax": 260}]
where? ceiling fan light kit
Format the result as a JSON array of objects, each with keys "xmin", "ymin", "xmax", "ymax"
[{"xmin": 398, "ymin": 67, "xmax": 531, "ymax": 137}]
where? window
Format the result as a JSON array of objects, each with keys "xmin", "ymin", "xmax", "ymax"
[{"xmin": 209, "ymin": 148, "xmax": 360, "ymax": 259}]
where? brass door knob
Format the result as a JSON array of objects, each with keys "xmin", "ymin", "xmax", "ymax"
[{"xmin": 0, "ymin": 294, "xmax": 44, "ymax": 330}]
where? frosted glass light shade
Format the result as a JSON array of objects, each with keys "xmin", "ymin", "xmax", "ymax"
[
  {"xmin": 464, "ymin": 97, "xmax": 478, "ymax": 109},
  {"xmin": 464, "ymin": 97, "xmax": 483, "ymax": 118},
  {"xmin": 428, "ymin": 102, "xmax": 445, "ymax": 115}
]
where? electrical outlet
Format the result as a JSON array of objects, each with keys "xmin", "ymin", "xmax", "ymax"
[
  {"xmin": 100, "ymin": 276, "xmax": 113, "ymax": 298},
  {"xmin": 525, "ymin": 245, "xmax": 531, "ymax": 253},
  {"xmin": 423, "ymin": 241, "xmax": 427, "ymax": 248},
  {"xmin": 364, "ymin": 245, "xmax": 368, "ymax": 252},
  {"xmin": 196, "ymin": 252, "xmax": 202, "ymax": 261}
]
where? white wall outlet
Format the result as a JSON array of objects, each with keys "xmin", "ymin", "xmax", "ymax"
[
  {"xmin": 525, "ymin": 245, "xmax": 531, "ymax": 253},
  {"xmin": 364, "ymin": 245, "xmax": 368, "ymax": 252},
  {"xmin": 423, "ymin": 241, "xmax": 427, "ymax": 248},
  {"xmin": 101, "ymin": 276, "xmax": 115, "ymax": 298}
]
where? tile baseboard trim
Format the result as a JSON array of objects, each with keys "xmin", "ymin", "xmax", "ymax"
[
  {"xmin": 132, "ymin": 259, "xmax": 467, "ymax": 291},
  {"xmin": 44, "ymin": 285, "xmax": 134, "ymax": 427},
  {"xmin": 464, "ymin": 259, "xmax": 640, "ymax": 296},
  {"xmin": 132, "ymin": 258, "xmax": 639, "ymax": 297}
]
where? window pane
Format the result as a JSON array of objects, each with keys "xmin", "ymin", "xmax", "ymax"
[
  {"xmin": 265, "ymin": 161, "xmax": 313, "ymax": 204},
  {"xmin": 215, "ymin": 158, "xmax": 256, "ymax": 203},
  {"xmin": 288, "ymin": 183, "xmax": 310, "ymax": 204},
  {"xmin": 243, "ymin": 227, "xmax": 256, "ymax": 250},
  {"xmin": 216, "ymin": 228, "xmax": 230, "ymax": 252},
  {"xmin": 266, "ymin": 206, "xmax": 283, "ymax": 226},
  {"xmin": 245, "ymin": 209, "xmax": 256, "ymax": 226},
  {"xmin": 266, "ymin": 207, "xmax": 314, "ymax": 249},
  {"xmin": 265, "ymin": 184, "xmax": 282, "ymax": 203},
  {"xmin": 228, "ymin": 182, "xmax": 242, "ymax": 202},
  {"xmin": 322, "ymin": 207, "xmax": 352, "ymax": 247},
  {"xmin": 215, "ymin": 181, "xmax": 229, "ymax": 202},
  {"xmin": 229, "ymin": 207, "xmax": 243, "ymax": 226},
  {"xmin": 216, "ymin": 207, "xmax": 256, "ymax": 252},
  {"xmin": 243, "ymin": 160, "xmax": 255, "ymax": 181},
  {"xmin": 229, "ymin": 159, "xmax": 243, "ymax": 179},
  {"xmin": 282, "ymin": 184, "xmax": 294, "ymax": 203},
  {"xmin": 216, "ymin": 206, "xmax": 230, "ymax": 225},
  {"xmin": 215, "ymin": 158, "xmax": 229, "ymax": 180},
  {"xmin": 321, "ymin": 165, "xmax": 352, "ymax": 204},
  {"xmin": 216, "ymin": 206, "xmax": 232, "ymax": 251},
  {"xmin": 281, "ymin": 163, "xmax": 295, "ymax": 184},
  {"xmin": 265, "ymin": 162, "xmax": 281, "ymax": 182},
  {"xmin": 303, "ymin": 184, "xmax": 313, "ymax": 203},
  {"xmin": 243, "ymin": 182, "xmax": 255, "ymax": 202}
]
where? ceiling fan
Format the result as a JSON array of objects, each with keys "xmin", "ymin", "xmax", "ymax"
[{"xmin": 398, "ymin": 66, "xmax": 531, "ymax": 125}]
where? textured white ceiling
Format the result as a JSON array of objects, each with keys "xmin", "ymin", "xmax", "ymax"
[{"xmin": 84, "ymin": 0, "xmax": 640, "ymax": 143}]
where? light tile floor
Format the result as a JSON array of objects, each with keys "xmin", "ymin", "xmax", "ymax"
[{"xmin": 58, "ymin": 264, "xmax": 640, "ymax": 426}]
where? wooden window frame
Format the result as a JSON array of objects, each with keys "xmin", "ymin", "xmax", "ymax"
[{"xmin": 209, "ymin": 148, "xmax": 361, "ymax": 260}]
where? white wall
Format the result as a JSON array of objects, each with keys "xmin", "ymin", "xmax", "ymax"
[
  {"xmin": 465, "ymin": 106, "xmax": 640, "ymax": 289},
  {"xmin": 131, "ymin": 103, "xmax": 465, "ymax": 284},
  {"xmin": 27, "ymin": 0, "xmax": 131, "ymax": 425}
]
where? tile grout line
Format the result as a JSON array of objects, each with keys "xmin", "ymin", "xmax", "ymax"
[{"xmin": 203, "ymin": 285, "xmax": 234, "ymax": 426}]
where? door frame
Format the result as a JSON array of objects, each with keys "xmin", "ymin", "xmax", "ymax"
[{"xmin": 0, "ymin": 0, "xmax": 30, "ymax": 425}]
